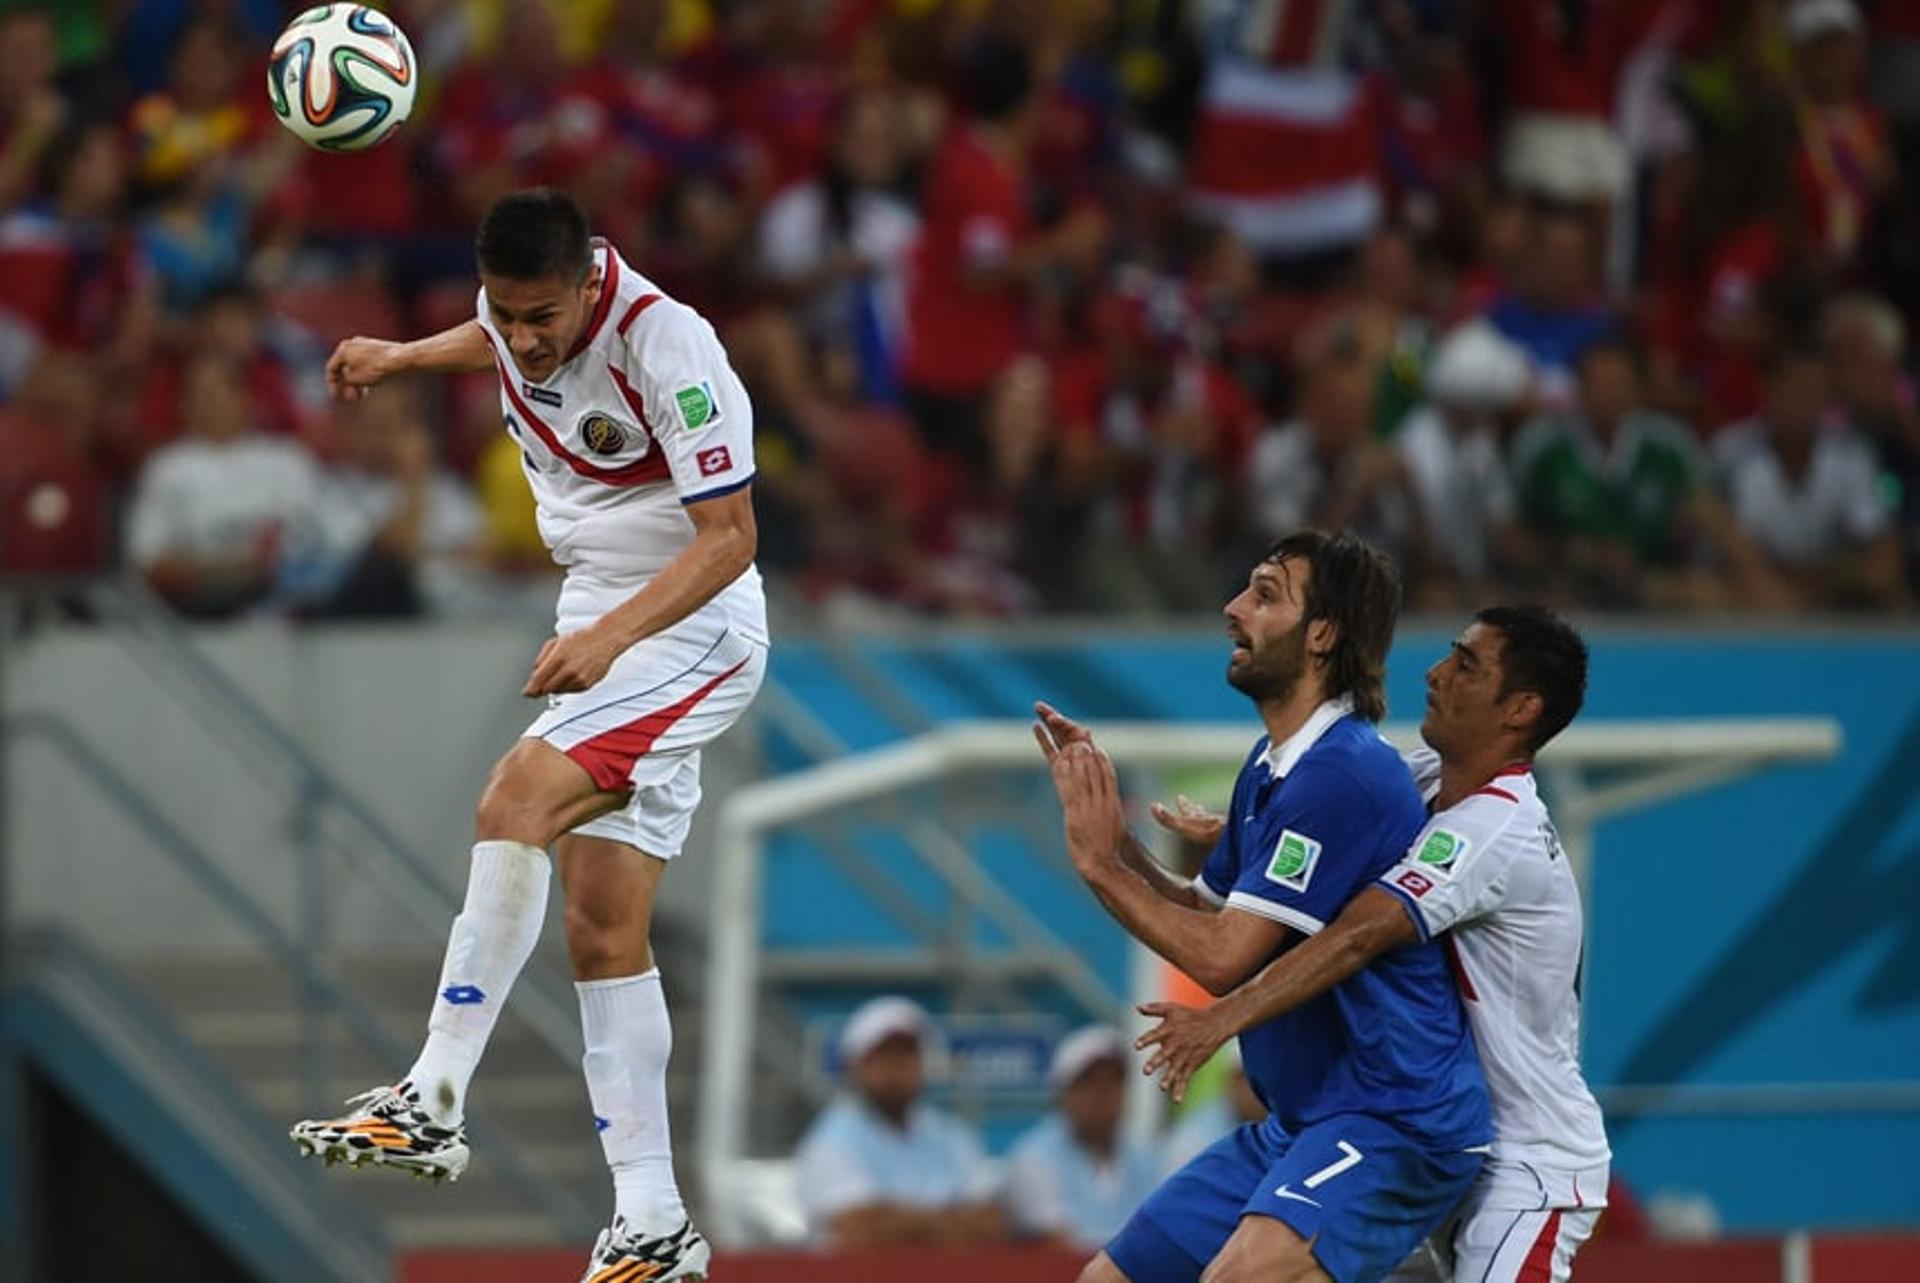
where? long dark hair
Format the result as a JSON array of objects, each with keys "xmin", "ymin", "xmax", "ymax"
[{"xmin": 1266, "ymin": 530, "xmax": 1401, "ymax": 722}]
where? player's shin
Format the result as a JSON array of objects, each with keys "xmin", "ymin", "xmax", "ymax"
[
  {"xmin": 405, "ymin": 840, "xmax": 552, "ymax": 1124},
  {"xmin": 579, "ymin": 969, "xmax": 687, "ymax": 1237}
]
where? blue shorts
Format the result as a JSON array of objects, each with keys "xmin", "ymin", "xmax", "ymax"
[{"xmin": 1106, "ymin": 1114, "xmax": 1484, "ymax": 1283}]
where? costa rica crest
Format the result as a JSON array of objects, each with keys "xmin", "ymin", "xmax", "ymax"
[{"xmin": 579, "ymin": 413, "xmax": 628, "ymax": 456}]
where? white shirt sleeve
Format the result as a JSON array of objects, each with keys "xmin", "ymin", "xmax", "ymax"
[
  {"xmin": 793, "ymin": 1132, "xmax": 879, "ymax": 1227},
  {"xmin": 1002, "ymin": 1142, "xmax": 1066, "ymax": 1237},
  {"xmin": 952, "ymin": 1119, "xmax": 998, "ymax": 1204},
  {"xmin": 623, "ymin": 301, "xmax": 756, "ymax": 504},
  {"xmin": 1376, "ymin": 791, "xmax": 1524, "ymax": 938},
  {"xmin": 1835, "ymin": 440, "xmax": 1892, "ymax": 544},
  {"xmin": 124, "ymin": 450, "xmax": 186, "ymax": 568}
]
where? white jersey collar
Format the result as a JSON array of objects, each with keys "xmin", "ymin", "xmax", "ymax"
[{"xmin": 1262, "ymin": 694, "xmax": 1355, "ymax": 779}]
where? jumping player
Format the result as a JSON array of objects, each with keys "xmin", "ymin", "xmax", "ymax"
[
  {"xmin": 1137, "ymin": 606, "xmax": 1610, "ymax": 1282},
  {"xmin": 1035, "ymin": 531, "xmax": 1491, "ymax": 1283},
  {"xmin": 289, "ymin": 189, "xmax": 766, "ymax": 1283}
]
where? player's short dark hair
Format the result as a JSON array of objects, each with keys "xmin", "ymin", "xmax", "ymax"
[
  {"xmin": 1476, "ymin": 605, "xmax": 1588, "ymax": 751},
  {"xmin": 1265, "ymin": 530, "xmax": 1401, "ymax": 722},
  {"xmin": 475, "ymin": 188, "xmax": 592, "ymax": 283}
]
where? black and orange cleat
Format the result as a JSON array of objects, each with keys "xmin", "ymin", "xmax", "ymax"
[
  {"xmin": 289, "ymin": 1081, "xmax": 469, "ymax": 1182},
  {"xmin": 577, "ymin": 1216, "xmax": 710, "ymax": 1283}
]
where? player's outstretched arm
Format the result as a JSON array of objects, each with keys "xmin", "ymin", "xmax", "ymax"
[
  {"xmin": 1134, "ymin": 886, "xmax": 1418, "ymax": 1100},
  {"xmin": 1045, "ymin": 741, "xmax": 1287, "ymax": 995},
  {"xmin": 325, "ymin": 320, "xmax": 494, "ymax": 400}
]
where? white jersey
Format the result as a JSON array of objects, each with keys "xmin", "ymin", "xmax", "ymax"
[
  {"xmin": 476, "ymin": 241, "xmax": 766, "ymax": 642},
  {"xmin": 1378, "ymin": 749, "xmax": 1611, "ymax": 1190}
]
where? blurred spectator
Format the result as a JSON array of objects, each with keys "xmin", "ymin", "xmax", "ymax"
[
  {"xmin": 1395, "ymin": 322, "xmax": 1534, "ymax": 604},
  {"xmin": 1514, "ymin": 336, "xmax": 1779, "ymax": 609},
  {"xmin": 308, "ymin": 379, "xmax": 484, "ymax": 617},
  {"xmin": 757, "ymin": 85, "xmax": 920, "ymax": 402},
  {"xmin": 0, "ymin": 118, "xmax": 153, "ymax": 372},
  {"xmin": 131, "ymin": 18, "xmax": 305, "ymax": 314},
  {"xmin": 0, "ymin": 6, "xmax": 65, "ymax": 212},
  {"xmin": 792, "ymin": 996, "xmax": 1002, "ymax": 1249},
  {"xmin": 1001, "ymin": 1025, "xmax": 1161, "ymax": 1251},
  {"xmin": 1249, "ymin": 338, "xmax": 1428, "ymax": 580},
  {"xmin": 124, "ymin": 353, "xmax": 323, "ymax": 618},
  {"xmin": 130, "ymin": 285, "xmax": 305, "ymax": 461},
  {"xmin": 1784, "ymin": 0, "xmax": 1891, "ymax": 278},
  {"xmin": 1484, "ymin": 205, "xmax": 1613, "ymax": 407},
  {"xmin": 1369, "ymin": 6, "xmax": 1488, "ymax": 243},
  {"xmin": 1822, "ymin": 292, "xmax": 1920, "ymax": 591},
  {"xmin": 0, "ymin": 351, "xmax": 108, "ymax": 574},
  {"xmin": 1715, "ymin": 345, "xmax": 1908, "ymax": 608},
  {"xmin": 899, "ymin": 35, "xmax": 1105, "ymax": 470}
]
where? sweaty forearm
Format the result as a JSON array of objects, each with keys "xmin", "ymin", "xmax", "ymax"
[
  {"xmin": 1210, "ymin": 887, "xmax": 1415, "ymax": 1035},
  {"xmin": 595, "ymin": 524, "xmax": 754, "ymax": 648},
  {"xmin": 1119, "ymin": 833, "xmax": 1208, "ymax": 909},
  {"xmin": 400, "ymin": 320, "xmax": 495, "ymax": 375}
]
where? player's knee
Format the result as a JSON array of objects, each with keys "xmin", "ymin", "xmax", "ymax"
[
  {"xmin": 1201, "ymin": 1221, "xmax": 1324, "ymax": 1283},
  {"xmin": 475, "ymin": 753, "xmax": 561, "ymax": 845},
  {"xmin": 563, "ymin": 895, "xmax": 647, "ymax": 978},
  {"xmin": 1076, "ymin": 1253, "xmax": 1131, "ymax": 1283}
]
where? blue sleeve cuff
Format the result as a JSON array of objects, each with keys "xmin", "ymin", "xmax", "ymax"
[
  {"xmin": 681, "ymin": 470, "xmax": 756, "ymax": 505},
  {"xmin": 1376, "ymin": 879, "xmax": 1433, "ymax": 944}
]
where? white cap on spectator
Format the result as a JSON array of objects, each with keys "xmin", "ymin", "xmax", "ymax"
[
  {"xmin": 1427, "ymin": 322, "xmax": 1532, "ymax": 412},
  {"xmin": 1049, "ymin": 1024, "xmax": 1128, "ymax": 1091},
  {"xmin": 839, "ymin": 995, "xmax": 933, "ymax": 1063},
  {"xmin": 1785, "ymin": 0, "xmax": 1863, "ymax": 44}
]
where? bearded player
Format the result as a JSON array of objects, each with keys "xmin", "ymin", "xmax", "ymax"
[
  {"xmin": 1138, "ymin": 606, "xmax": 1609, "ymax": 1281},
  {"xmin": 289, "ymin": 189, "xmax": 766, "ymax": 1283}
]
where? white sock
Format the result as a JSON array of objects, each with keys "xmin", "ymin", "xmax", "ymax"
[
  {"xmin": 578, "ymin": 969, "xmax": 686, "ymax": 1236},
  {"xmin": 404, "ymin": 840, "xmax": 551, "ymax": 1125}
]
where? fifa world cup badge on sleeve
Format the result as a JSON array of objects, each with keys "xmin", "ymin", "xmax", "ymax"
[
  {"xmin": 1265, "ymin": 829, "xmax": 1322, "ymax": 892},
  {"xmin": 1415, "ymin": 829, "xmax": 1469, "ymax": 877},
  {"xmin": 674, "ymin": 382, "xmax": 723, "ymax": 430}
]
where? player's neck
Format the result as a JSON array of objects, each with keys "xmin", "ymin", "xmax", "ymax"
[
  {"xmin": 1258, "ymin": 679, "xmax": 1332, "ymax": 752},
  {"xmin": 1434, "ymin": 747, "xmax": 1531, "ymax": 812}
]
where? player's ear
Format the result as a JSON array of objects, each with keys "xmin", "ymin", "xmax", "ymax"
[
  {"xmin": 1502, "ymin": 689, "xmax": 1543, "ymax": 738},
  {"xmin": 1304, "ymin": 617, "xmax": 1338, "ymax": 659},
  {"xmin": 580, "ymin": 263, "xmax": 603, "ymax": 306}
]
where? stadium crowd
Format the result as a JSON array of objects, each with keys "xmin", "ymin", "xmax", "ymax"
[{"xmin": 3, "ymin": 0, "xmax": 1919, "ymax": 619}]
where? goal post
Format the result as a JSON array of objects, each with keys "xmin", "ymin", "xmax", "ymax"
[{"xmin": 697, "ymin": 716, "xmax": 1841, "ymax": 1243}]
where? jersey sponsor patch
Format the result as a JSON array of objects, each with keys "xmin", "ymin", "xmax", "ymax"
[
  {"xmin": 1415, "ymin": 828, "xmax": 1469, "ymax": 876},
  {"xmin": 579, "ymin": 413, "xmax": 628, "ymax": 456},
  {"xmin": 1265, "ymin": 829, "xmax": 1322, "ymax": 893},
  {"xmin": 674, "ymin": 381, "xmax": 723, "ymax": 431},
  {"xmin": 696, "ymin": 445, "xmax": 733, "ymax": 477},
  {"xmin": 1394, "ymin": 868, "xmax": 1435, "ymax": 898},
  {"xmin": 523, "ymin": 383, "xmax": 563, "ymax": 408}
]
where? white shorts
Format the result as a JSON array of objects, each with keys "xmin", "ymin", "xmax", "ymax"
[
  {"xmin": 525, "ymin": 622, "xmax": 765, "ymax": 859},
  {"xmin": 1387, "ymin": 1158, "xmax": 1608, "ymax": 1283}
]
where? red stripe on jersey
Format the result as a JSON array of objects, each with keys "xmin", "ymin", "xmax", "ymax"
[
  {"xmin": 564, "ymin": 659, "xmax": 749, "ymax": 791},
  {"xmin": 1471, "ymin": 786, "xmax": 1519, "ymax": 803},
  {"xmin": 487, "ymin": 334, "xmax": 669, "ymax": 486},
  {"xmin": 616, "ymin": 292, "xmax": 663, "ymax": 336},
  {"xmin": 564, "ymin": 244, "xmax": 619, "ymax": 363},
  {"xmin": 1490, "ymin": 762, "xmax": 1533, "ymax": 779},
  {"xmin": 1443, "ymin": 935, "xmax": 1478, "ymax": 1002},
  {"xmin": 1516, "ymin": 1209, "xmax": 1564, "ymax": 1282},
  {"xmin": 606, "ymin": 365, "xmax": 674, "ymax": 484}
]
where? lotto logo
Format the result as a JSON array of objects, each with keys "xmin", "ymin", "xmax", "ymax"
[
  {"xmin": 1396, "ymin": 869, "xmax": 1435, "ymax": 898},
  {"xmin": 697, "ymin": 445, "xmax": 732, "ymax": 476},
  {"xmin": 441, "ymin": 984, "xmax": 487, "ymax": 1005}
]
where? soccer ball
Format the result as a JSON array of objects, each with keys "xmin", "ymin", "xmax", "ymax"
[{"xmin": 267, "ymin": 5, "xmax": 416, "ymax": 152}]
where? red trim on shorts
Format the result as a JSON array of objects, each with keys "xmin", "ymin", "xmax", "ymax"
[
  {"xmin": 1444, "ymin": 935, "xmax": 1479, "ymax": 1002},
  {"xmin": 1517, "ymin": 1209, "xmax": 1564, "ymax": 1282},
  {"xmin": 564, "ymin": 658, "xmax": 749, "ymax": 791},
  {"xmin": 616, "ymin": 292, "xmax": 663, "ymax": 336}
]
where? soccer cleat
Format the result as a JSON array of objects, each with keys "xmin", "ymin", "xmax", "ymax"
[
  {"xmin": 289, "ymin": 1081, "xmax": 469, "ymax": 1182},
  {"xmin": 578, "ymin": 1216, "xmax": 711, "ymax": 1283}
]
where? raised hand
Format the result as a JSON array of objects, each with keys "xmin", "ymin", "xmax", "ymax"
[
  {"xmin": 1150, "ymin": 794, "xmax": 1226, "ymax": 848},
  {"xmin": 326, "ymin": 336, "xmax": 406, "ymax": 401},
  {"xmin": 1031, "ymin": 700, "xmax": 1096, "ymax": 762}
]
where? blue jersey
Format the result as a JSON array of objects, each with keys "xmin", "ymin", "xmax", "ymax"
[{"xmin": 1197, "ymin": 700, "xmax": 1490, "ymax": 1150}]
